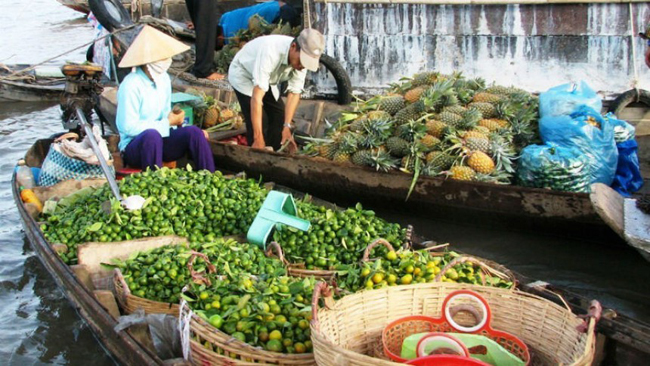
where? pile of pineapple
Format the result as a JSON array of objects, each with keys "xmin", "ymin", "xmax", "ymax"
[
  {"xmin": 302, "ymin": 71, "xmax": 540, "ymax": 183},
  {"xmin": 214, "ymin": 15, "xmax": 301, "ymax": 74},
  {"xmin": 188, "ymin": 90, "xmax": 244, "ymax": 132}
]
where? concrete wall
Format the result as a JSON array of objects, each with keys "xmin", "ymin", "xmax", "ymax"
[{"xmin": 308, "ymin": 2, "xmax": 650, "ymax": 96}]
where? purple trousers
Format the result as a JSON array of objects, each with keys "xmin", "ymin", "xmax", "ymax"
[{"xmin": 123, "ymin": 126, "xmax": 215, "ymax": 172}]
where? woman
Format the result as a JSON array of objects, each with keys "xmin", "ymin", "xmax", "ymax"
[{"xmin": 116, "ymin": 25, "xmax": 215, "ymax": 172}]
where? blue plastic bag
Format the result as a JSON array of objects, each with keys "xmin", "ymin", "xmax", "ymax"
[
  {"xmin": 539, "ymin": 81, "xmax": 602, "ymax": 118},
  {"xmin": 610, "ymin": 139, "xmax": 644, "ymax": 197},
  {"xmin": 517, "ymin": 144, "xmax": 591, "ymax": 192},
  {"xmin": 603, "ymin": 112, "xmax": 636, "ymax": 143},
  {"xmin": 539, "ymin": 105, "xmax": 618, "ymax": 186}
]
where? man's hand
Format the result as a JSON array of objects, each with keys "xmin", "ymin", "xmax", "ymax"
[
  {"xmin": 281, "ymin": 127, "xmax": 298, "ymax": 154},
  {"xmin": 252, "ymin": 138, "xmax": 266, "ymax": 149},
  {"xmin": 168, "ymin": 110, "xmax": 185, "ymax": 126}
]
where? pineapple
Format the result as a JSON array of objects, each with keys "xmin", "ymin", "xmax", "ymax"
[
  {"xmin": 318, "ymin": 143, "xmax": 337, "ymax": 159},
  {"xmin": 369, "ymin": 150, "xmax": 399, "ymax": 172},
  {"xmin": 349, "ymin": 116, "xmax": 367, "ymax": 132},
  {"xmin": 465, "ymin": 137, "xmax": 490, "ymax": 153},
  {"xmin": 351, "ymin": 150, "xmax": 373, "ymax": 166},
  {"xmin": 386, "ymin": 136, "xmax": 410, "ymax": 157},
  {"xmin": 478, "ymin": 119, "xmax": 503, "ymax": 132},
  {"xmin": 467, "ymin": 102, "xmax": 496, "ymax": 119},
  {"xmin": 393, "ymin": 101, "xmax": 425, "ymax": 125},
  {"xmin": 378, "ymin": 95, "xmax": 406, "ymax": 115},
  {"xmin": 426, "ymin": 119, "xmax": 447, "ymax": 138},
  {"xmin": 485, "ymin": 85, "xmax": 511, "ymax": 96},
  {"xmin": 366, "ymin": 110, "xmax": 391, "ymax": 120},
  {"xmin": 457, "ymin": 109, "xmax": 482, "ymax": 131},
  {"xmin": 404, "ymin": 86, "xmax": 428, "ymax": 103},
  {"xmin": 449, "ymin": 166, "xmax": 476, "ymax": 181},
  {"xmin": 437, "ymin": 111, "xmax": 463, "ymax": 128},
  {"xmin": 420, "ymin": 134, "xmax": 440, "ymax": 151},
  {"xmin": 396, "ymin": 119, "xmax": 427, "ymax": 142},
  {"xmin": 473, "ymin": 126, "xmax": 491, "ymax": 135},
  {"xmin": 204, "ymin": 107, "xmax": 220, "ymax": 128},
  {"xmin": 462, "ymin": 130, "xmax": 488, "ymax": 140},
  {"xmin": 333, "ymin": 152, "xmax": 351, "ymax": 163},
  {"xmin": 426, "ymin": 151, "xmax": 455, "ymax": 170},
  {"xmin": 472, "ymin": 92, "xmax": 504, "ymax": 104},
  {"xmin": 489, "ymin": 135, "xmax": 517, "ymax": 175},
  {"xmin": 467, "ymin": 151, "xmax": 495, "ymax": 174},
  {"xmin": 442, "ymin": 105, "xmax": 467, "ymax": 115},
  {"xmin": 420, "ymin": 79, "xmax": 456, "ymax": 113},
  {"xmin": 411, "ymin": 71, "xmax": 439, "ymax": 87}
]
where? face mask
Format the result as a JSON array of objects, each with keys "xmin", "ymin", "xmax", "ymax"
[{"xmin": 147, "ymin": 58, "xmax": 172, "ymax": 85}]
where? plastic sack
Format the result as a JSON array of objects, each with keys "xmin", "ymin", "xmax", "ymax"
[
  {"xmin": 539, "ymin": 81, "xmax": 602, "ymax": 118},
  {"xmin": 115, "ymin": 309, "xmax": 181, "ymax": 360},
  {"xmin": 603, "ymin": 112, "xmax": 636, "ymax": 143},
  {"xmin": 539, "ymin": 105, "xmax": 618, "ymax": 186},
  {"xmin": 610, "ymin": 139, "xmax": 644, "ymax": 197},
  {"xmin": 517, "ymin": 144, "xmax": 591, "ymax": 192}
]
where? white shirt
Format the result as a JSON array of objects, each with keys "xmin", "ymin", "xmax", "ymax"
[{"xmin": 228, "ymin": 35, "xmax": 307, "ymax": 101}]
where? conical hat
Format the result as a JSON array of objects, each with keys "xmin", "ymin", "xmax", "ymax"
[{"xmin": 118, "ymin": 25, "xmax": 190, "ymax": 68}]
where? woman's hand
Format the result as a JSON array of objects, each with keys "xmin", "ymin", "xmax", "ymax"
[{"xmin": 168, "ymin": 110, "xmax": 185, "ymax": 126}]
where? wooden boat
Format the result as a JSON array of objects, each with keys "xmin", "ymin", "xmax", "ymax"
[
  {"xmin": 590, "ymin": 183, "xmax": 650, "ymax": 262},
  {"xmin": 97, "ymin": 83, "xmax": 650, "ymax": 240},
  {"xmin": 58, "ymin": 0, "xmax": 188, "ymax": 19},
  {"xmin": 13, "ymin": 135, "xmax": 650, "ymax": 364},
  {"xmin": 0, "ymin": 64, "xmax": 66, "ymax": 102}
]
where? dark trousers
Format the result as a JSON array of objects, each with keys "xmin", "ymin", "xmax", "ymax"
[
  {"xmin": 123, "ymin": 126, "xmax": 215, "ymax": 172},
  {"xmin": 185, "ymin": 0, "xmax": 218, "ymax": 78},
  {"xmin": 234, "ymin": 88, "xmax": 286, "ymax": 150}
]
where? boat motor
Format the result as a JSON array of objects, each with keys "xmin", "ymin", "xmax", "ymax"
[{"xmin": 59, "ymin": 63, "xmax": 104, "ymax": 132}]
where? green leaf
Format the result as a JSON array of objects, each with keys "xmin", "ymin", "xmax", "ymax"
[
  {"xmin": 289, "ymin": 282, "xmax": 304, "ymax": 295},
  {"xmin": 181, "ymin": 293, "xmax": 196, "ymax": 302},
  {"xmin": 355, "ymin": 203, "xmax": 363, "ymax": 210},
  {"xmin": 86, "ymin": 222, "xmax": 102, "ymax": 232}
]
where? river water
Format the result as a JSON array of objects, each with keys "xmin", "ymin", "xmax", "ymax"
[{"xmin": 0, "ymin": 1, "xmax": 648, "ymax": 365}]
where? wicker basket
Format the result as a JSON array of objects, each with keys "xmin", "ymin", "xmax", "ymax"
[
  {"xmin": 112, "ymin": 251, "xmax": 216, "ymax": 317},
  {"xmin": 310, "ymin": 282, "xmax": 600, "ymax": 366},
  {"xmin": 181, "ymin": 302, "xmax": 315, "ymax": 365},
  {"xmin": 113, "ymin": 268, "xmax": 180, "ymax": 316}
]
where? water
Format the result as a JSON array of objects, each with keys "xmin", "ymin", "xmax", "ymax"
[{"xmin": 0, "ymin": 1, "xmax": 649, "ymax": 365}]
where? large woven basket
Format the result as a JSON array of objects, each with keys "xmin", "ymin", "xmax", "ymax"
[
  {"xmin": 113, "ymin": 268, "xmax": 180, "ymax": 316},
  {"xmin": 180, "ymin": 302, "xmax": 315, "ymax": 365},
  {"xmin": 310, "ymin": 282, "xmax": 600, "ymax": 366},
  {"xmin": 112, "ymin": 251, "xmax": 216, "ymax": 317}
]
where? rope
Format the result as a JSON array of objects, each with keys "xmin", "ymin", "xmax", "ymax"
[
  {"xmin": 304, "ymin": 0, "xmax": 313, "ymax": 29},
  {"xmin": 629, "ymin": 2, "xmax": 640, "ymax": 100},
  {"xmin": 0, "ymin": 24, "xmax": 138, "ymax": 81}
]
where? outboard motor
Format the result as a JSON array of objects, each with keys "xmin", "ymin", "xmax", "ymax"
[{"xmin": 59, "ymin": 63, "xmax": 104, "ymax": 132}]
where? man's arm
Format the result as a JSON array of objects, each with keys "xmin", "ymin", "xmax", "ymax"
[
  {"xmin": 281, "ymin": 92, "xmax": 301, "ymax": 152},
  {"xmin": 251, "ymin": 86, "xmax": 267, "ymax": 149}
]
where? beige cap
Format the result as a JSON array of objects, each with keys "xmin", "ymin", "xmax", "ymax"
[
  {"xmin": 297, "ymin": 28, "xmax": 325, "ymax": 72},
  {"xmin": 118, "ymin": 25, "xmax": 190, "ymax": 68}
]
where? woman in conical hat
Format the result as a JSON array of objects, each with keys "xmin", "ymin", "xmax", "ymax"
[{"xmin": 116, "ymin": 25, "xmax": 215, "ymax": 172}]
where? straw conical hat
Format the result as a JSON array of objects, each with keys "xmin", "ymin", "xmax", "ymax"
[{"xmin": 118, "ymin": 25, "xmax": 190, "ymax": 68}]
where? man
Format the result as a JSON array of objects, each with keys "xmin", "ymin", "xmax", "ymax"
[
  {"xmin": 116, "ymin": 25, "xmax": 215, "ymax": 172},
  {"xmin": 218, "ymin": 1, "xmax": 299, "ymax": 48},
  {"xmin": 228, "ymin": 28, "xmax": 325, "ymax": 151},
  {"xmin": 640, "ymin": 23, "xmax": 650, "ymax": 69},
  {"xmin": 185, "ymin": 0, "xmax": 222, "ymax": 80}
]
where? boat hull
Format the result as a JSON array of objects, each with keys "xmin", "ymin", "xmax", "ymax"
[
  {"xmin": 0, "ymin": 79, "xmax": 64, "ymax": 102},
  {"xmin": 11, "ymin": 175, "xmax": 161, "ymax": 365}
]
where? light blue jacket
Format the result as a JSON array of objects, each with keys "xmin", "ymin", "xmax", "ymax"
[{"xmin": 116, "ymin": 67, "xmax": 171, "ymax": 151}]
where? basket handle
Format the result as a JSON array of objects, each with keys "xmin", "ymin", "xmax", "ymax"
[
  {"xmin": 187, "ymin": 251, "xmax": 217, "ymax": 286},
  {"xmin": 113, "ymin": 268, "xmax": 131, "ymax": 305},
  {"xmin": 403, "ymin": 224, "xmax": 414, "ymax": 249},
  {"xmin": 434, "ymin": 256, "xmax": 514, "ymax": 288},
  {"xmin": 415, "ymin": 332, "xmax": 470, "ymax": 358},
  {"xmin": 310, "ymin": 281, "xmax": 336, "ymax": 331},
  {"xmin": 577, "ymin": 300, "xmax": 602, "ymax": 333},
  {"xmin": 362, "ymin": 238, "xmax": 395, "ymax": 262},
  {"xmin": 264, "ymin": 241, "xmax": 289, "ymax": 265},
  {"xmin": 441, "ymin": 290, "xmax": 492, "ymax": 334}
]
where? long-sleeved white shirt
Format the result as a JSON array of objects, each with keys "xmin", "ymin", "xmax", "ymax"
[
  {"xmin": 116, "ymin": 67, "xmax": 171, "ymax": 151},
  {"xmin": 228, "ymin": 35, "xmax": 307, "ymax": 101}
]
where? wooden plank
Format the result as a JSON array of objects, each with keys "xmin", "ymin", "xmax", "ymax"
[{"xmin": 590, "ymin": 183, "xmax": 625, "ymax": 238}]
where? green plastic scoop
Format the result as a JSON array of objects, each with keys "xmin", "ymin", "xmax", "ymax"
[{"xmin": 247, "ymin": 191, "xmax": 311, "ymax": 249}]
